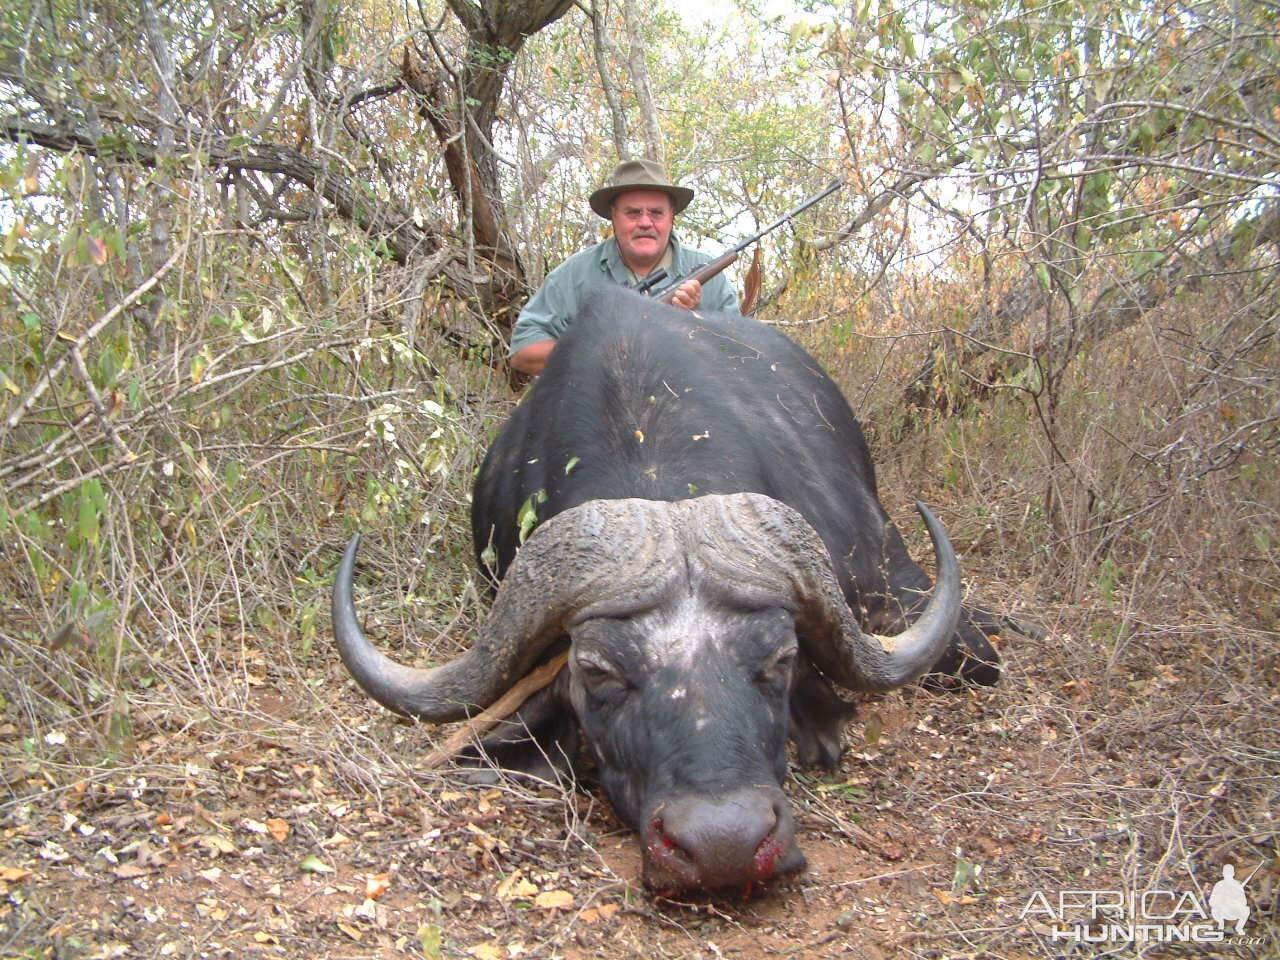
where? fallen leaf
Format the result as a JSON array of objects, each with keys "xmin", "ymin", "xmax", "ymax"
[
  {"xmin": 112, "ymin": 863, "xmax": 151, "ymax": 879},
  {"xmin": 418, "ymin": 923, "xmax": 442, "ymax": 959},
  {"xmin": 266, "ymin": 818, "xmax": 289, "ymax": 842},
  {"xmin": 465, "ymin": 823, "xmax": 498, "ymax": 852},
  {"xmin": 197, "ymin": 834, "xmax": 236, "ymax": 857},
  {"xmin": 196, "ymin": 899, "xmax": 229, "ymax": 921},
  {"xmin": 534, "ymin": 889, "xmax": 574, "ymax": 910},
  {"xmin": 0, "ymin": 867, "xmax": 32, "ymax": 883},
  {"xmin": 133, "ymin": 845, "xmax": 164, "ymax": 870},
  {"xmin": 336, "ymin": 921, "xmax": 363, "ymax": 942},
  {"xmin": 365, "ymin": 872, "xmax": 391, "ymax": 899},
  {"xmin": 496, "ymin": 870, "xmax": 538, "ymax": 901},
  {"xmin": 299, "ymin": 854, "xmax": 334, "ymax": 874},
  {"xmin": 579, "ymin": 903, "xmax": 619, "ymax": 924},
  {"xmin": 39, "ymin": 842, "xmax": 70, "ymax": 862},
  {"xmin": 468, "ymin": 944, "xmax": 502, "ymax": 960}
]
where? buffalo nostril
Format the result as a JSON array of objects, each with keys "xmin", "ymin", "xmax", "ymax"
[
  {"xmin": 752, "ymin": 831, "xmax": 787, "ymax": 880},
  {"xmin": 651, "ymin": 791, "xmax": 784, "ymax": 887}
]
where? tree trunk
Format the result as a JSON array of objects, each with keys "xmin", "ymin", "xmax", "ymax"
[
  {"xmin": 588, "ymin": 0, "xmax": 629, "ymax": 160},
  {"xmin": 620, "ymin": 0, "xmax": 663, "ymax": 164},
  {"xmin": 404, "ymin": 0, "xmax": 576, "ymax": 335},
  {"xmin": 138, "ymin": 0, "xmax": 178, "ymax": 352}
]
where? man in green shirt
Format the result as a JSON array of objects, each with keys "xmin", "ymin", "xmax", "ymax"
[{"xmin": 509, "ymin": 160, "xmax": 739, "ymax": 375}]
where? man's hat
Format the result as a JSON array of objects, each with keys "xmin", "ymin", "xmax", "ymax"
[{"xmin": 588, "ymin": 159, "xmax": 694, "ymax": 219}]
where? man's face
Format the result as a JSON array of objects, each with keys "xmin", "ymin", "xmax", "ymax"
[{"xmin": 611, "ymin": 189, "xmax": 675, "ymax": 272}]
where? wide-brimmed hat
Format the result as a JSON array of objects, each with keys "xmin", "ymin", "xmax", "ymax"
[{"xmin": 588, "ymin": 159, "xmax": 694, "ymax": 219}]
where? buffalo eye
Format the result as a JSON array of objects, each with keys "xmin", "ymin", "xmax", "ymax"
[
  {"xmin": 757, "ymin": 645, "xmax": 798, "ymax": 687},
  {"xmin": 573, "ymin": 654, "xmax": 629, "ymax": 696}
]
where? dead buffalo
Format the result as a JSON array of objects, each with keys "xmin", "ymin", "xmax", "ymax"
[{"xmin": 332, "ymin": 289, "xmax": 1001, "ymax": 895}]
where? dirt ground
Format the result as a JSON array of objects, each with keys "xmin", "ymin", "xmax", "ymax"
[{"xmin": 2, "ymin": 593, "xmax": 1277, "ymax": 959}]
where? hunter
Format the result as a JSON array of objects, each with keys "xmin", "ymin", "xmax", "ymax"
[{"xmin": 509, "ymin": 159, "xmax": 738, "ymax": 375}]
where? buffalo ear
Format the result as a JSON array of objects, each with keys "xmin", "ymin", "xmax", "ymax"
[
  {"xmin": 460, "ymin": 667, "xmax": 580, "ymax": 782},
  {"xmin": 788, "ymin": 658, "xmax": 858, "ymax": 770}
]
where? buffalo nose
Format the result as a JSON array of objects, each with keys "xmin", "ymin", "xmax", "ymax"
[{"xmin": 646, "ymin": 789, "xmax": 801, "ymax": 891}]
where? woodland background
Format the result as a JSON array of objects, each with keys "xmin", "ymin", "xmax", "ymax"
[{"xmin": 0, "ymin": 0, "xmax": 1276, "ymax": 957}]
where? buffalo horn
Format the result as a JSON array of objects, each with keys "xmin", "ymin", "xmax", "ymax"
[
  {"xmin": 685, "ymin": 494, "xmax": 960, "ymax": 692},
  {"xmin": 331, "ymin": 500, "xmax": 678, "ymax": 721}
]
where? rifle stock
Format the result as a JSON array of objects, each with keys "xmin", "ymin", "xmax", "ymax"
[{"xmin": 655, "ymin": 250, "xmax": 740, "ymax": 304}]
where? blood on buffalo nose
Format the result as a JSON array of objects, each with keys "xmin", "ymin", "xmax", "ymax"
[{"xmin": 644, "ymin": 789, "xmax": 800, "ymax": 892}]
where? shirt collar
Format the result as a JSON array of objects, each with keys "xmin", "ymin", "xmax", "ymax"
[{"xmin": 600, "ymin": 234, "xmax": 684, "ymax": 286}]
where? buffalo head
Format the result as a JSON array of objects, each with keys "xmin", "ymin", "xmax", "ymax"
[{"xmin": 332, "ymin": 492, "xmax": 959, "ymax": 895}]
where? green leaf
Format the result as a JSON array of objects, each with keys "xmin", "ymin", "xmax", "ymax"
[
  {"xmin": 298, "ymin": 854, "xmax": 334, "ymax": 874},
  {"xmin": 86, "ymin": 477, "xmax": 107, "ymax": 513},
  {"xmin": 0, "ymin": 368, "xmax": 20, "ymax": 397},
  {"xmin": 1034, "ymin": 262, "xmax": 1051, "ymax": 292},
  {"xmin": 97, "ymin": 346, "xmax": 120, "ymax": 388},
  {"xmin": 78, "ymin": 482, "xmax": 101, "ymax": 546},
  {"xmin": 1097, "ymin": 558, "xmax": 1119, "ymax": 601},
  {"xmin": 190, "ymin": 350, "xmax": 210, "ymax": 384},
  {"xmin": 863, "ymin": 711, "xmax": 883, "ymax": 744},
  {"xmin": 952, "ymin": 853, "xmax": 982, "ymax": 893},
  {"xmin": 516, "ymin": 493, "xmax": 540, "ymax": 545},
  {"xmin": 564, "ymin": 456, "xmax": 579, "ymax": 476},
  {"xmin": 418, "ymin": 923, "xmax": 443, "ymax": 960},
  {"xmin": 106, "ymin": 694, "xmax": 132, "ymax": 760}
]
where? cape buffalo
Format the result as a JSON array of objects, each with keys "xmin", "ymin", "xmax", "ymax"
[{"xmin": 332, "ymin": 290, "xmax": 1002, "ymax": 895}]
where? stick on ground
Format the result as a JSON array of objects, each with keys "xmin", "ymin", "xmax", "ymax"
[{"xmin": 423, "ymin": 650, "xmax": 569, "ymax": 769}]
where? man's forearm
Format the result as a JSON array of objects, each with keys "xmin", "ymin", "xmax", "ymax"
[{"xmin": 510, "ymin": 339, "xmax": 556, "ymax": 375}]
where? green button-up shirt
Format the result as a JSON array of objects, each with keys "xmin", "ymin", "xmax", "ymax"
[{"xmin": 509, "ymin": 236, "xmax": 739, "ymax": 355}]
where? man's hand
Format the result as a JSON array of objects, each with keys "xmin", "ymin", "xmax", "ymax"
[
  {"xmin": 669, "ymin": 278, "xmax": 702, "ymax": 311},
  {"xmin": 511, "ymin": 339, "xmax": 556, "ymax": 375}
]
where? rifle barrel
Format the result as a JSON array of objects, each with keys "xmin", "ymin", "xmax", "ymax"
[
  {"xmin": 646, "ymin": 178, "xmax": 843, "ymax": 301},
  {"xmin": 729, "ymin": 179, "xmax": 843, "ymax": 254}
]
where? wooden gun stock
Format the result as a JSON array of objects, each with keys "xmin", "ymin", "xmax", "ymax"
[{"xmin": 655, "ymin": 250, "xmax": 739, "ymax": 304}]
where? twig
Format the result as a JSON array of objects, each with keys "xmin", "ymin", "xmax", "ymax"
[
  {"xmin": 66, "ymin": 344, "xmax": 131, "ymax": 460},
  {"xmin": 830, "ymin": 863, "xmax": 939, "ymax": 888},
  {"xmin": 15, "ymin": 452, "xmax": 153, "ymax": 514},
  {"xmin": 2, "ymin": 246, "xmax": 185, "ymax": 434},
  {"xmin": 422, "ymin": 651, "xmax": 569, "ymax": 768}
]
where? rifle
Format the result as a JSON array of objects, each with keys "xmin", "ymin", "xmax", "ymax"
[{"xmin": 639, "ymin": 179, "xmax": 842, "ymax": 305}]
